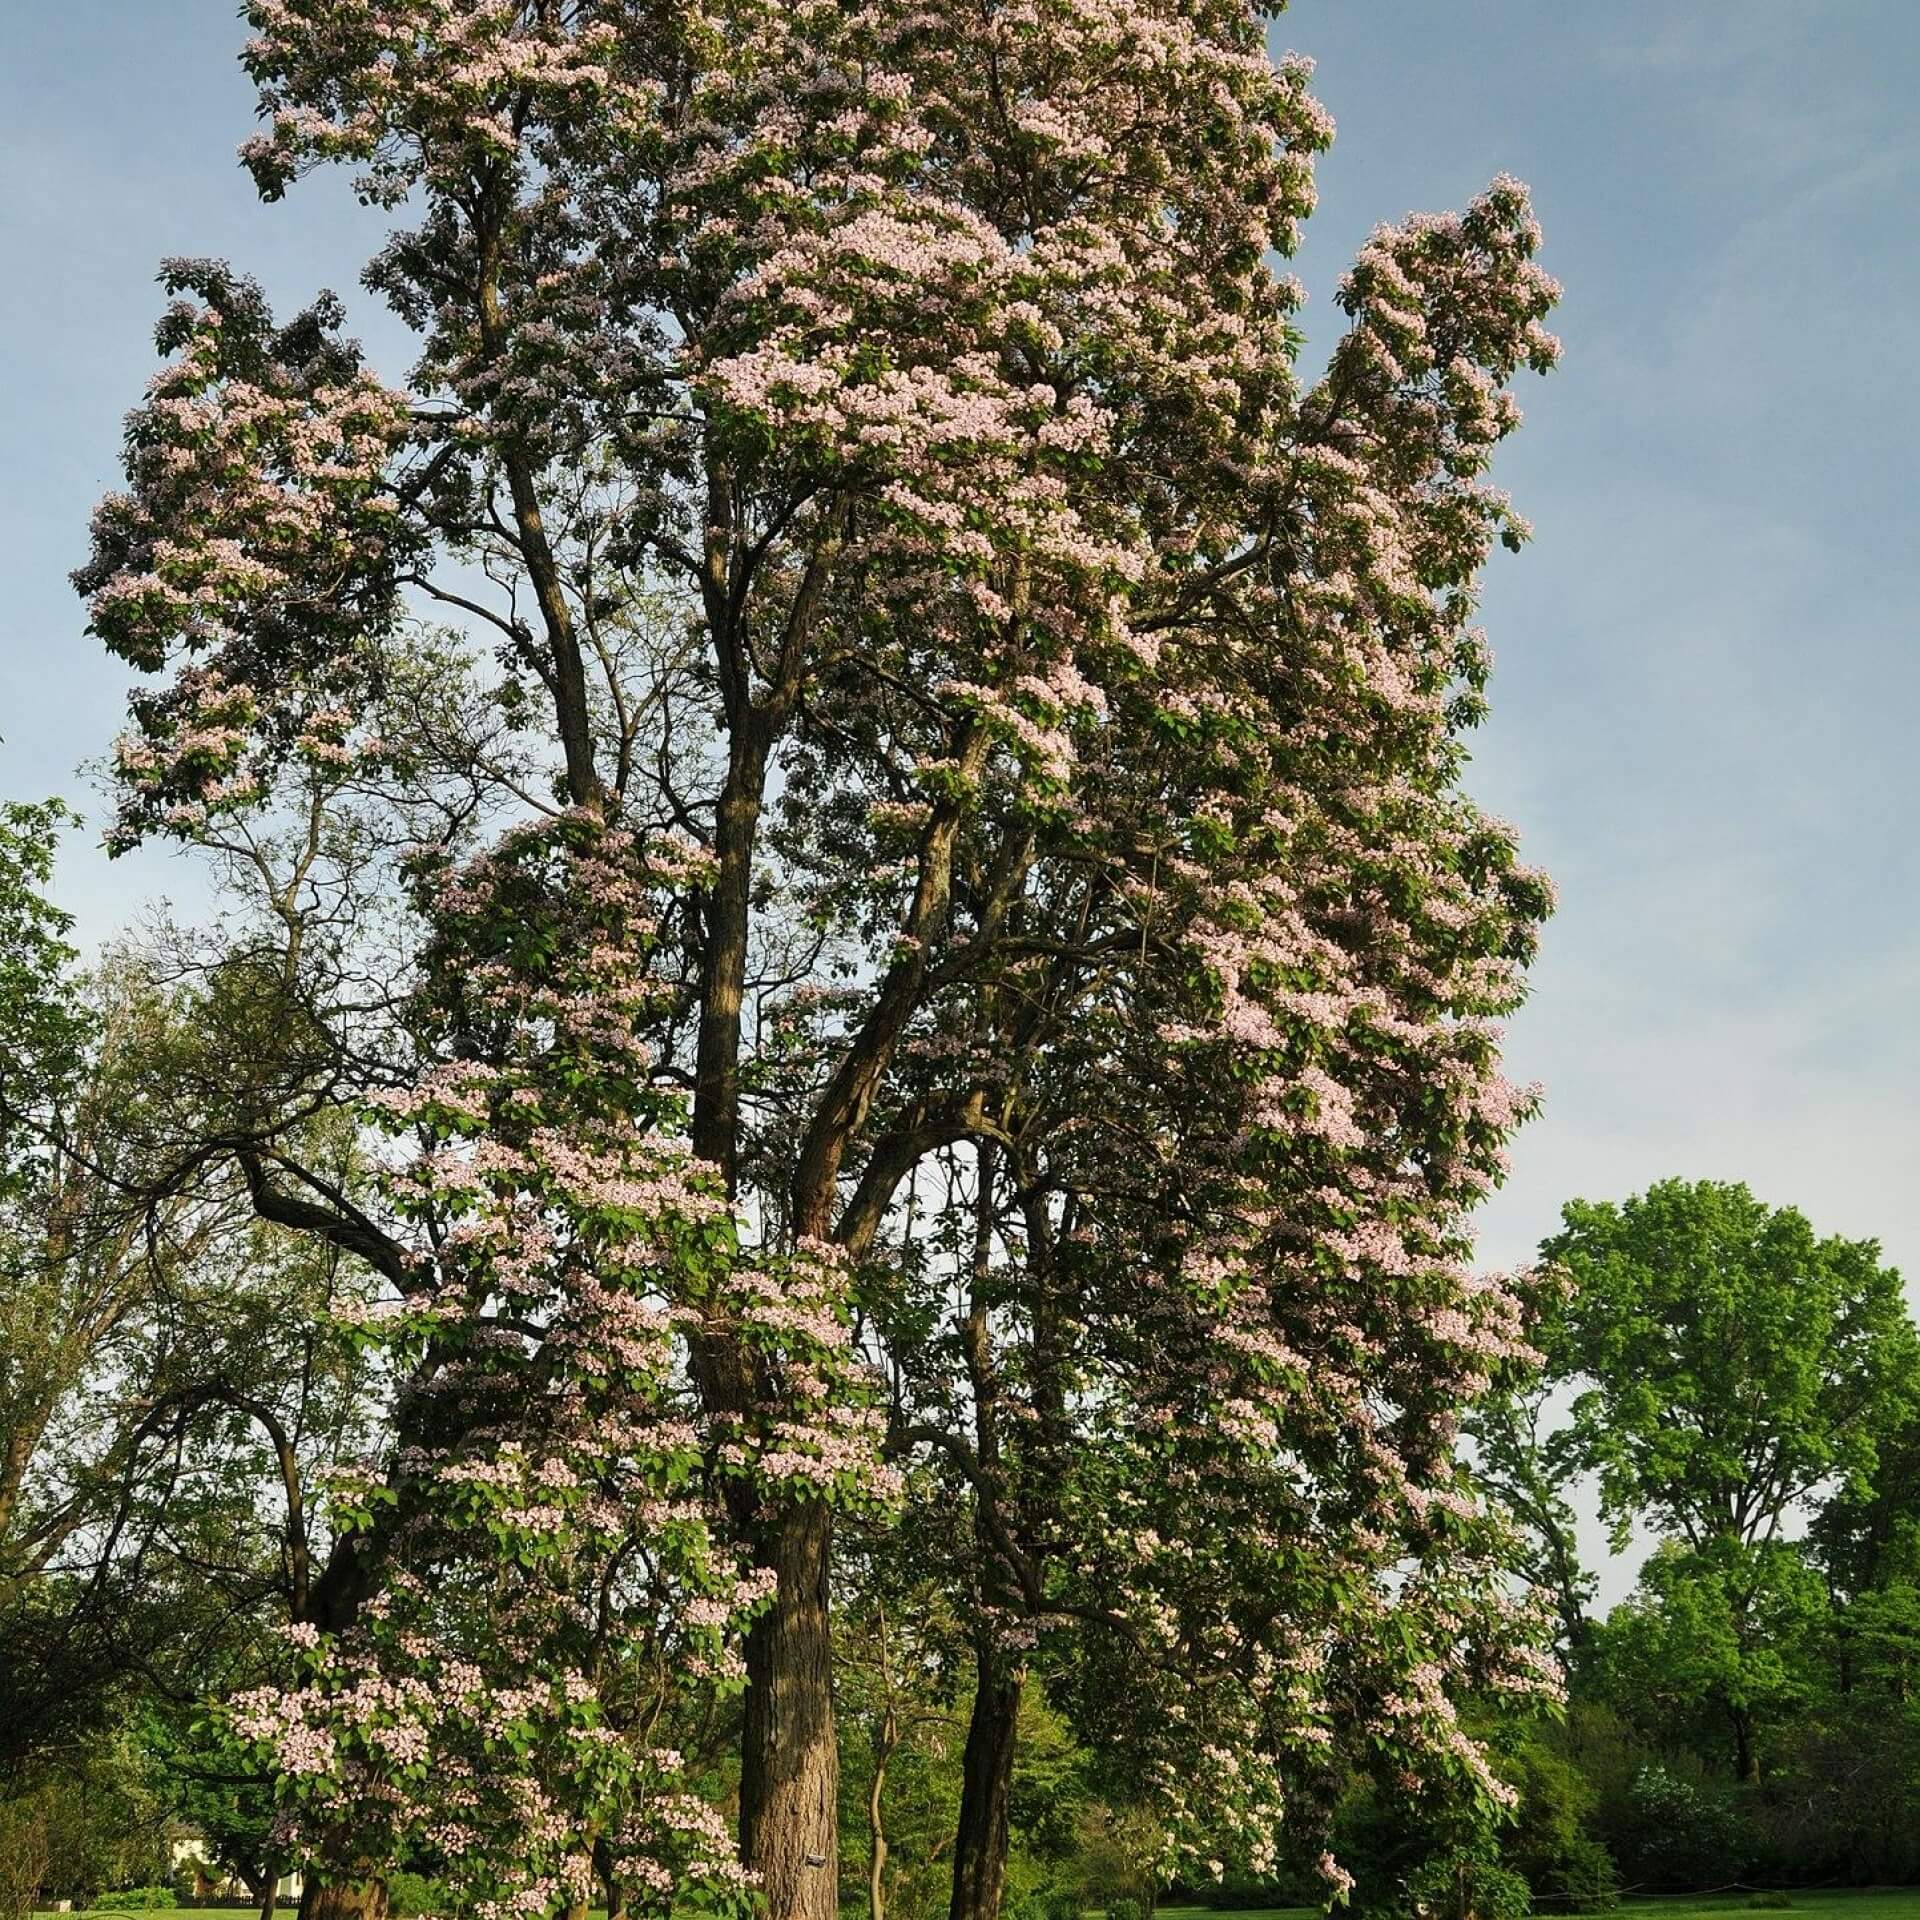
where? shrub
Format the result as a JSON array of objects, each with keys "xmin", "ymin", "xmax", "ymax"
[
  {"xmin": 387, "ymin": 1873, "xmax": 447, "ymax": 1917},
  {"xmin": 1746, "ymin": 1894, "xmax": 1792, "ymax": 1911},
  {"xmin": 1526, "ymin": 1835, "xmax": 1618, "ymax": 1915},
  {"xmin": 94, "ymin": 1891, "xmax": 178, "ymax": 1911},
  {"xmin": 1621, "ymin": 1767, "xmax": 1749, "ymax": 1890},
  {"xmin": 1403, "ymin": 1853, "xmax": 1532, "ymax": 1920},
  {"xmin": 1007, "ymin": 1891, "xmax": 1083, "ymax": 1920},
  {"xmin": 0, "ymin": 1805, "xmax": 50, "ymax": 1920},
  {"xmin": 1104, "ymin": 1898, "xmax": 1145, "ymax": 1920}
]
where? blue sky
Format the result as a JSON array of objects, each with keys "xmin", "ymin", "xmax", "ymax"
[{"xmin": 4, "ymin": 4, "xmax": 1916, "ymax": 1594}]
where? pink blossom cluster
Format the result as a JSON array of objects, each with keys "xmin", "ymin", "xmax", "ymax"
[
  {"xmin": 713, "ymin": 1240, "xmax": 903, "ymax": 1510},
  {"xmin": 76, "ymin": 265, "xmax": 412, "ymax": 849},
  {"xmin": 229, "ymin": 817, "xmax": 775, "ymax": 1916}
]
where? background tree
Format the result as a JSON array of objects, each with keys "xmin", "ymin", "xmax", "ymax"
[
  {"xmin": 0, "ymin": 814, "xmax": 359, "ymax": 1775},
  {"xmin": 1541, "ymin": 1179, "xmax": 1916, "ymax": 1780},
  {"xmin": 1545, "ymin": 1180, "xmax": 1915, "ymax": 1556},
  {"xmin": 1467, "ymin": 1360, "xmax": 1595, "ymax": 1665},
  {"xmin": 1593, "ymin": 1541, "xmax": 1825, "ymax": 1787}
]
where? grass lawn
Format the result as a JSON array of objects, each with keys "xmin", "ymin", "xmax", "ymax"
[
  {"xmin": 1155, "ymin": 1896, "xmax": 1920, "ymax": 1920},
  {"xmin": 67, "ymin": 1900, "xmax": 1920, "ymax": 1920},
  {"xmin": 1613, "ymin": 1900, "xmax": 1920, "ymax": 1920}
]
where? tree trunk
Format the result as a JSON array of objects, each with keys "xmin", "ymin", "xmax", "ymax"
[
  {"xmin": 871, "ymin": 1697, "xmax": 898, "ymax": 1920},
  {"xmin": 741, "ymin": 1500, "xmax": 839, "ymax": 1920},
  {"xmin": 298, "ymin": 1881, "xmax": 388, "ymax": 1920},
  {"xmin": 592, "ymin": 1834, "xmax": 628, "ymax": 1920},
  {"xmin": 867, "ymin": 1736, "xmax": 891, "ymax": 1920},
  {"xmin": 950, "ymin": 1147, "xmax": 1024, "ymax": 1920},
  {"xmin": 1730, "ymin": 1704, "xmax": 1759, "ymax": 1783},
  {"xmin": 948, "ymin": 1657, "xmax": 1023, "ymax": 1920}
]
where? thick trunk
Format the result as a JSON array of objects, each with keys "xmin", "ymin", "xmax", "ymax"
[
  {"xmin": 297, "ymin": 1881, "xmax": 388, "ymax": 1920},
  {"xmin": 741, "ymin": 1500, "xmax": 839, "ymax": 1920},
  {"xmin": 685, "ymin": 690, "xmax": 847, "ymax": 1919},
  {"xmin": 948, "ymin": 1659, "xmax": 1022, "ymax": 1920}
]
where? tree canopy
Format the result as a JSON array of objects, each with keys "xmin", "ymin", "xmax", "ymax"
[{"xmin": 40, "ymin": 3, "xmax": 1576, "ymax": 1918}]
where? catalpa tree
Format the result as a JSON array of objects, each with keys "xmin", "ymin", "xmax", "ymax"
[
  {"xmin": 866, "ymin": 187, "xmax": 1565, "ymax": 1905},
  {"xmin": 76, "ymin": 2, "xmax": 1562, "ymax": 1917}
]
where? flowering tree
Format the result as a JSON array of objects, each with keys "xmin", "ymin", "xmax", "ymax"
[
  {"xmin": 858, "ymin": 174, "xmax": 1566, "ymax": 1917},
  {"xmin": 78, "ymin": 3, "xmax": 1562, "ymax": 1917}
]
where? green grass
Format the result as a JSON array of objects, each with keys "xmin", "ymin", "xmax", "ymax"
[
  {"xmin": 64, "ymin": 1898, "xmax": 1920, "ymax": 1920},
  {"xmin": 1156, "ymin": 1896, "xmax": 1920, "ymax": 1920},
  {"xmin": 1155, "ymin": 1907, "xmax": 1319, "ymax": 1920},
  {"xmin": 1614, "ymin": 1899, "xmax": 1920, "ymax": 1920}
]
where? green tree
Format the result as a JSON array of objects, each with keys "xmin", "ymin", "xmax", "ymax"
[
  {"xmin": 0, "ymin": 800, "xmax": 390, "ymax": 1909},
  {"xmin": 1784, "ymin": 1411, "xmax": 1920, "ymax": 1880},
  {"xmin": 0, "ymin": 801, "xmax": 91, "ymax": 1193},
  {"xmin": 1541, "ymin": 1179, "xmax": 1916, "ymax": 1779},
  {"xmin": 1810, "ymin": 1401, "xmax": 1920, "ymax": 1691},
  {"xmin": 1594, "ymin": 1541, "xmax": 1825, "ymax": 1786},
  {"xmin": 1492, "ymin": 1727, "xmax": 1618, "ymax": 1914},
  {"xmin": 1467, "ymin": 1372, "xmax": 1595, "ymax": 1665},
  {"xmin": 1545, "ymin": 1180, "xmax": 1915, "ymax": 1554}
]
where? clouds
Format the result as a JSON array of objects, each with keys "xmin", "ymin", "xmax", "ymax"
[{"xmin": 1274, "ymin": 1, "xmax": 1920, "ymax": 1601}]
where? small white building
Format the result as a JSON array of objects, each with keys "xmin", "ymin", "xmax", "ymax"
[{"xmin": 167, "ymin": 1836, "xmax": 303, "ymax": 1906}]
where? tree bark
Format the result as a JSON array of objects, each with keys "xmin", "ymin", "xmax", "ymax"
[
  {"xmin": 297, "ymin": 1880, "xmax": 388, "ymax": 1920},
  {"xmin": 864, "ymin": 1598, "xmax": 901, "ymax": 1920},
  {"xmin": 685, "ymin": 719, "xmax": 847, "ymax": 1920},
  {"xmin": 948, "ymin": 1657, "xmax": 1023, "ymax": 1920},
  {"xmin": 947, "ymin": 1144, "xmax": 1026, "ymax": 1920},
  {"xmin": 740, "ymin": 1500, "xmax": 840, "ymax": 1920},
  {"xmin": 867, "ymin": 1715, "xmax": 894, "ymax": 1920},
  {"xmin": 594, "ymin": 1837, "xmax": 628, "ymax": 1920}
]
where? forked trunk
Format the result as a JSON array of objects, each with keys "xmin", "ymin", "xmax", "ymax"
[
  {"xmin": 741, "ymin": 1499, "xmax": 839, "ymax": 1920},
  {"xmin": 297, "ymin": 1881, "xmax": 388, "ymax": 1920},
  {"xmin": 948, "ymin": 1657, "xmax": 1023, "ymax": 1920}
]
